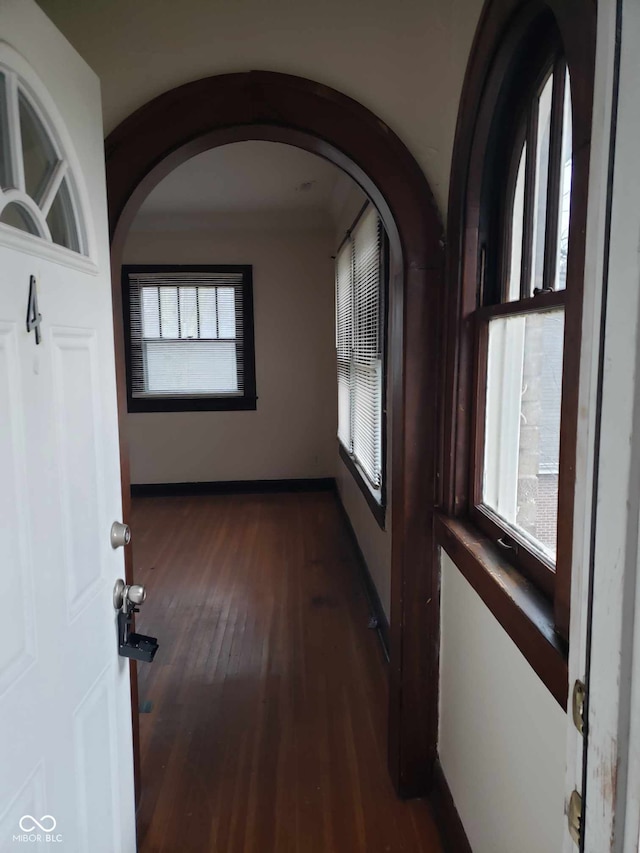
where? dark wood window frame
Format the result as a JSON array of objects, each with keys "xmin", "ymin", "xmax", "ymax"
[
  {"xmin": 122, "ymin": 264, "xmax": 257, "ymax": 413},
  {"xmin": 336, "ymin": 201, "xmax": 389, "ymax": 530},
  {"xmin": 472, "ymin": 39, "xmax": 568, "ymax": 601},
  {"xmin": 440, "ymin": 0, "xmax": 596, "ymax": 707}
]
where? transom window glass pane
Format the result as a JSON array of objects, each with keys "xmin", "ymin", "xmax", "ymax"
[
  {"xmin": 46, "ymin": 178, "xmax": 80, "ymax": 252},
  {"xmin": 19, "ymin": 92, "xmax": 57, "ymax": 204},
  {"xmin": 529, "ymin": 72, "xmax": 553, "ymax": 297},
  {"xmin": 507, "ymin": 142, "xmax": 526, "ymax": 301},
  {"xmin": 0, "ymin": 201, "xmax": 39, "ymax": 235},
  {"xmin": 483, "ymin": 308, "xmax": 564, "ymax": 561},
  {"xmin": 0, "ymin": 74, "xmax": 11, "ymax": 190},
  {"xmin": 556, "ymin": 71, "xmax": 572, "ymax": 290},
  {"xmin": 0, "ymin": 71, "xmax": 86, "ymax": 256}
]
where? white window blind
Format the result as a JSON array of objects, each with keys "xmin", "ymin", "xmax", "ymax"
[
  {"xmin": 127, "ymin": 269, "xmax": 247, "ymax": 399},
  {"xmin": 336, "ymin": 205, "xmax": 383, "ymax": 492}
]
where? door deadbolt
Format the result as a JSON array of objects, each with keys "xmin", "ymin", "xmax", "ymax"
[{"xmin": 110, "ymin": 521, "xmax": 131, "ymax": 549}]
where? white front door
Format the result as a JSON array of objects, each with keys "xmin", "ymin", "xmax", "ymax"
[{"xmin": 0, "ymin": 2, "xmax": 136, "ymax": 851}]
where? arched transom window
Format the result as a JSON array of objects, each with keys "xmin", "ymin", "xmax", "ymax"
[{"xmin": 0, "ymin": 66, "xmax": 85, "ymax": 255}]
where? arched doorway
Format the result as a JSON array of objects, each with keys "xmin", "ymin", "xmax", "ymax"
[{"xmin": 105, "ymin": 71, "xmax": 443, "ymax": 797}]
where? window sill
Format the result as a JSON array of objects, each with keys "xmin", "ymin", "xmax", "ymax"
[
  {"xmin": 338, "ymin": 442, "xmax": 386, "ymax": 530},
  {"xmin": 434, "ymin": 514, "xmax": 568, "ymax": 707},
  {"xmin": 127, "ymin": 396, "xmax": 257, "ymax": 413}
]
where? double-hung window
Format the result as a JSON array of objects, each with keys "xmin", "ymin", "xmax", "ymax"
[
  {"xmin": 336, "ymin": 204, "xmax": 386, "ymax": 523},
  {"xmin": 123, "ymin": 265, "xmax": 257, "ymax": 412},
  {"xmin": 472, "ymin": 53, "xmax": 572, "ymax": 601},
  {"xmin": 438, "ymin": 0, "xmax": 597, "ymax": 693}
]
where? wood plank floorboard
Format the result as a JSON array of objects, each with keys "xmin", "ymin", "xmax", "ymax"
[{"xmin": 131, "ymin": 492, "xmax": 443, "ymax": 853}]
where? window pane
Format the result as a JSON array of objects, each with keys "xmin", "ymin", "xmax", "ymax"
[
  {"xmin": 483, "ymin": 308, "xmax": 564, "ymax": 561},
  {"xmin": 46, "ymin": 178, "xmax": 80, "ymax": 252},
  {"xmin": 179, "ymin": 287, "xmax": 198, "ymax": 339},
  {"xmin": 159, "ymin": 288, "xmax": 179, "ymax": 338},
  {"xmin": 19, "ymin": 92, "xmax": 57, "ymax": 204},
  {"xmin": 198, "ymin": 288, "xmax": 218, "ymax": 338},
  {"xmin": 336, "ymin": 240, "xmax": 354, "ymax": 451},
  {"xmin": 352, "ymin": 359, "xmax": 382, "ymax": 488},
  {"xmin": 0, "ymin": 74, "xmax": 11, "ymax": 190},
  {"xmin": 0, "ymin": 201, "xmax": 39, "ymax": 235},
  {"xmin": 351, "ymin": 206, "xmax": 383, "ymax": 489},
  {"xmin": 529, "ymin": 73, "xmax": 553, "ymax": 296},
  {"xmin": 217, "ymin": 287, "xmax": 237, "ymax": 338},
  {"xmin": 141, "ymin": 287, "xmax": 160, "ymax": 338},
  {"xmin": 556, "ymin": 70, "xmax": 572, "ymax": 291},
  {"xmin": 142, "ymin": 340, "xmax": 238, "ymax": 395},
  {"xmin": 507, "ymin": 142, "xmax": 526, "ymax": 301},
  {"xmin": 334, "ymin": 206, "xmax": 383, "ymax": 496},
  {"xmin": 337, "ymin": 376, "xmax": 351, "ymax": 450}
]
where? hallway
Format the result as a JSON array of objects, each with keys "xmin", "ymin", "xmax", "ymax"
[{"xmin": 131, "ymin": 491, "xmax": 443, "ymax": 853}]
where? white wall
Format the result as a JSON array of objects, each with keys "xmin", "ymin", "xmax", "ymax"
[
  {"xmin": 37, "ymin": 0, "xmax": 483, "ymax": 219},
  {"xmin": 336, "ymin": 467, "xmax": 392, "ymax": 618},
  {"xmin": 439, "ymin": 551, "xmax": 567, "ymax": 853},
  {"xmin": 123, "ymin": 220, "xmax": 337, "ymax": 484}
]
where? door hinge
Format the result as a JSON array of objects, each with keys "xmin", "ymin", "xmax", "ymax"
[
  {"xmin": 568, "ymin": 790, "xmax": 582, "ymax": 846},
  {"xmin": 572, "ymin": 679, "xmax": 587, "ymax": 735}
]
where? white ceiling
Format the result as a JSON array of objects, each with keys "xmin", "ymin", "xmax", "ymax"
[{"xmin": 133, "ymin": 141, "xmax": 353, "ymax": 227}]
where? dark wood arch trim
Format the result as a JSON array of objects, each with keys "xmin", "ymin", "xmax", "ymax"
[
  {"xmin": 105, "ymin": 71, "xmax": 444, "ymax": 798},
  {"xmin": 441, "ymin": 0, "xmax": 596, "ymax": 674}
]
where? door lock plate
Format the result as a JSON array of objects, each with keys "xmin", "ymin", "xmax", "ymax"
[
  {"xmin": 568, "ymin": 790, "xmax": 582, "ymax": 846},
  {"xmin": 572, "ymin": 679, "xmax": 586, "ymax": 735}
]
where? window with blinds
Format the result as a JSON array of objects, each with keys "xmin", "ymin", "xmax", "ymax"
[
  {"xmin": 336, "ymin": 204, "xmax": 385, "ymax": 504},
  {"xmin": 123, "ymin": 265, "xmax": 256, "ymax": 412}
]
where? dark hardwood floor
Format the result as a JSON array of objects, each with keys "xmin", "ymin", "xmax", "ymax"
[{"xmin": 130, "ymin": 491, "xmax": 443, "ymax": 853}]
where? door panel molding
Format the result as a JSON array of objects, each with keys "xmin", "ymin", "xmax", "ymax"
[{"xmin": 0, "ymin": 322, "xmax": 36, "ymax": 697}]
